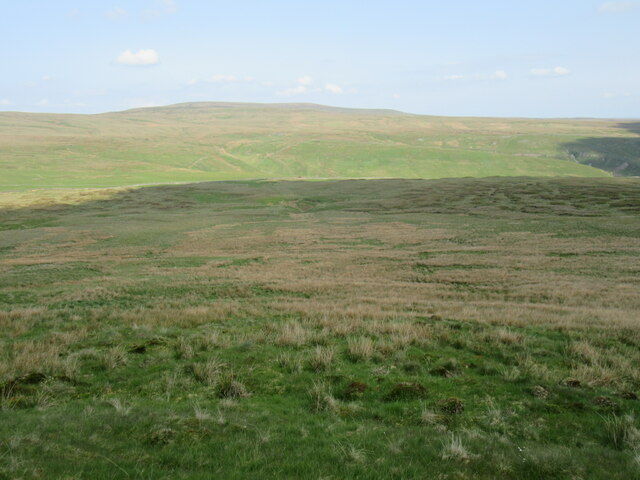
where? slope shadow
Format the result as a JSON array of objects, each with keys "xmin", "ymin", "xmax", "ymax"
[
  {"xmin": 1, "ymin": 177, "xmax": 640, "ymax": 233},
  {"xmin": 560, "ymin": 122, "xmax": 640, "ymax": 176}
]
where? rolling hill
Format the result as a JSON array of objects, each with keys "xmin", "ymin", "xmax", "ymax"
[{"xmin": 1, "ymin": 102, "xmax": 638, "ymax": 191}]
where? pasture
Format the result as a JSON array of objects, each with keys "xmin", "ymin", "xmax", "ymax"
[{"xmin": 3, "ymin": 102, "xmax": 639, "ymax": 191}]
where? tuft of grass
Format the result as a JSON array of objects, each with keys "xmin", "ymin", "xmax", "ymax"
[
  {"xmin": 346, "ymin": 337, "xmax": 375, "ymax": 362},
  {"xmin": 107, "ymin": 398, "xmax": 132, "ymax": 416},
  {"xmin": 217, "ymin": 375, "xmax": 250, "ymax": 399},
  {"xmin": 190, "ymin": 359, "xmax": 225, "ymax": 386},
  {"xmin": 100, "ymin": 346, "xmax": 128, "ymax": 370},
  {"xmin": 335, "ymin": 442, "xmax": 367, "ymax": 464},
  {"xmin": 276, "ymin": 321, "xmax": 309, "ymax": 347},
  {"xmin": 483, "ymin": 328, "xmax": 523, "ymax": 345},
  {"xmin": 175, "ymin": 336, "xmax": 195, "ymax": 359},
  {"xmin": 277, "ymin": 352, "xmax": 303, "ymax": 373},
  {"xmin": 420, "ymin": 407, "xmax": 441, "ymax": 426},
  {"xmin": 441, "ymin": 434, "xmax": 472, "ymax": 462},
  {"xmin": 308, "ymin": 346, "xmax": 336, "ymax": 372},
  {"xmin": 309, "ymin": 381, "xmax": 339, "ymax": 413},
  {"xmin": 604, "ymin": 414, "xmax": 640, "ymax": 450}
]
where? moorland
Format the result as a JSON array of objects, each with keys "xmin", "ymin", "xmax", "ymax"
[{"xmin": 1, "ymin": 103, "xmax": 639, "ymax": 479}]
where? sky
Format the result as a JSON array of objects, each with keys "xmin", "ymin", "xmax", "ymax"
[{"xmin": 1, "ymin": 0, "xmax": 639, "ymax": 118}]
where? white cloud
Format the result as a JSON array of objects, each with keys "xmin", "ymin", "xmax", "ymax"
[
  {"xmin": 276, "ymin": 78, "xmax": 347, "ymax": 96},
  {"xmin": 325, "ymin": 83, "xmax": 343, "ymax": 94},
  {"xmin": 392, "ymin": 93, "xmax": 401, "ymax": 99},
  {"xmin": 277, "ymin": 85, "xmax": 308, "ymax": 97},
  {"xmin": 162, "ymin": 0, "xmax": 177, "ymax": 13},
  {"xmin": 598, "ymin": 1, "xmax": 639, "ymax": 13},
  {"xmin": 444, "ymin": 74, "xmax": 465, "ymax": 80},
  {"xmin": 530, "ymin": 66, "xmax": 570, "ymax": 77},
  {"xmin": 210, "ymin": 74, "xmax": 238, "ymax": 84},
  {"xmin": 0, "ymin": 99, "xmax": 11, "ymax": 106},
  {"xmin": 106, "ymin": 7, "xmax": 128, "ymax": 20},
  {"xmin": 493, "ymin": 70, "xmax": 507, "ymax": 80},
  {"xmin": 603, "ymin": 92, "xmax": 632, "ymax": 98},
  {"xmin": 38, "ymin": 99, "xmax": 49, "ymax": 106},
  {"xmin": 116, "ymin": 49, "xmax": 159, "ymax": 66},
  {"xmin": 42, "ymin": 75, "xmax": 51, "ymax": 81}
]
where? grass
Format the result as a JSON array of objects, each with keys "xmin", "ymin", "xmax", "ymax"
[
  {"xmin": 0, "ymin": 177, "xmax": 639, "ymax": 478},
  {"xmin": 4, "ymin": 102, "xmax": 638, "ymax": 192}
]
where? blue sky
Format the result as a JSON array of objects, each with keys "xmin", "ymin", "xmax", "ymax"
[{"xmin": 1, "ymin": 0, "xmax": 639, "ymax": 117}]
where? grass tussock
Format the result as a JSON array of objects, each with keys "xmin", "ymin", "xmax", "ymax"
[
  {"xmin": 308, "ymin": 346, "xmax": 336, "ymax": 372},
  {"xmin": 346, "ymin": 337, "xmax": 376, "ymax": 362},
  {"xmin": 191, "ymin": 359, "xmax": 226, "ymax": 386},
  {"xmin": 276, "ymin": 321, "xmax": 309, "ymax": 347},
  {"xmin": 604, "ymin": 414, "xmax": 640, "ymax": 450},
  {"xmin": 309, "ymin": 381, "xmax": 339, "ymax": 413},
  {"xmin": 441, "ymin": 434, "xmax": 473, "ymax": 462}
]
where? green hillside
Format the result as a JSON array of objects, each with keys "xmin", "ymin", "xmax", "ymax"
[{"xmin": 2, "ymin": 102, "xmax": 637, "ymax": 191}]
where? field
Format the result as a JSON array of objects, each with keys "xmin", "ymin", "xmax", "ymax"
[
  {"xmin": 2, "ymin": 102, "xmax": 640, "ymax": 191},
  {"xmin": 1, "ymin": 177, "xmax": 640, "ymax": 479}
]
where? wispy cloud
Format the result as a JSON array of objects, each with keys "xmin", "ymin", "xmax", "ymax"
[
  {"xmin": 598, "ymin": 1, "xmax": 639, "ymax": 13},
  {"xmin": 207, "ymin": 75, "xmax": 239, "ymax": 84},
  {"xmin": 106, "ymin": 7, "xmax": 128, "ymax": 20},
  {"xmin": 530, "ymin": 66, "xmax": 570, "ymax": 77},
  {"xmin": 66, "ymin": 8, "xmax": 81, "ymax": 19},
  {"xmin": 187, "ymin": 75, "xmax": 254, "ymax": 86},
  {"xmin": 325, "ymin": 83, "xmax": 343, "ymax": 94},
  {"xmin": 115, "ymin": 49, "xmax": 159, "ymax": 66},
  {"xmin": 603, "ymin": 92, "xmax": 632, "ymax": 98},
  {"xmin": 277, "ymin": 76, "xmax": 313, "ymax": 96},
  {"xmin": 0, "ymin": 99, "xmax": 11, "ymax": 106},
  {"xmin": 277, "ymin": 85, "xmax": 308, "ymax": 97},
  {"xmin": 476, "ymin": 70, "xmax": 507, "ymax": 80},
  {"xmin": 144, "ymin": 0, "xmax": 177, "ymax": 17},
  {"xmin": 444, "ymin": 71, "xmax": 506, "ymax": 81},
  {"xmin": 38, "ymin": 99, "xmax": 49, "ymax": 106},
  {"xmin": 277, "ymin": 76, "xmax": 349, "ymax": 96}
]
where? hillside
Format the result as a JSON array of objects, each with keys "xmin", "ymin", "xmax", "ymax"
[{"xmin": 1, "ymin": 102, "xmax": 638, "ymax": 190}]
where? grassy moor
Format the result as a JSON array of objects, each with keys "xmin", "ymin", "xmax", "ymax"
[
  {"xmin": 4, "ymin": 0, "xmax": 639, "ymax": 477},
  {"xmin": 1, "ymin": 172, "xmax": 639, "ymax": 478},
  {"xmin": 2, "ymin": 103, "xmax": 639, "ymax": 191}
]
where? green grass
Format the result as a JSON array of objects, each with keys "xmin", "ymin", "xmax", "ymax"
[
  {"xmin": 3, "ymin": 102, "xmax": 637, "ymax": 192},
  {"xmin": 1, "ymin": 177, "xmax": 640, "ymax": 478}
]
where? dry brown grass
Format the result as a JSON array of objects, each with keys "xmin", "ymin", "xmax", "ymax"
[
  {"xmin": 309, "ymin": 346, "xmax": 336, "ymax": 372},
  {"xmin": 276, "ymin": 321, "xmax": 309, "ymax": 347},
  {"xmin": 1, "ymin": 179, "xmax": 639, "ymax": 394},
  {"xmin": 347, "ymin": 337, "xmax": 376, "ymax": 362}
]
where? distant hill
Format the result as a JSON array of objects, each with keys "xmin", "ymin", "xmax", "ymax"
[{"xmin": 1, "ymin": 101, "xmax": 638, "ymax": 190}]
